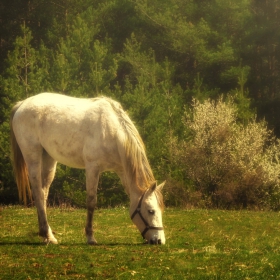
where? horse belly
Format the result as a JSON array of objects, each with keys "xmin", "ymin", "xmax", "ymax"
[
  {"xmin": 40, "ymin": 125, "xmax": 86, "ymax": 168},
  {"xmin": 45, "ymin": 142, "xmax": 85, "ymax": 169}
]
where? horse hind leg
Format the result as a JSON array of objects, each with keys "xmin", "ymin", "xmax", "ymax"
[{"xmin": 27, "ymin": 149, "xmax": 58, "ymax": 244}]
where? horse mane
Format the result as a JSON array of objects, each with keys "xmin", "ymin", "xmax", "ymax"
[
  {"xmin": 96, "ymin": 97, "xmax": 155, "ymax": 191},
  {"xmin": 108, "ymin": 97, "xmax": 165, "ymax": 210}
]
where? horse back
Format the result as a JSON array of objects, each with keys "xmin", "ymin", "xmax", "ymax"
[{"xmin": 12, "ymin": 93, "xmax": 123, "ymax": 170}]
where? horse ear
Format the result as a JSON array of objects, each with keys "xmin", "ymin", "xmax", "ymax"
[
  {"xmin": 150, "ymin": 181, "xmax": 165, "ymax": 192},
  {"xmin": 150, "ymin": 181, "xmax": 157, "ymax": 191},
  {"xmin": 156, "ymin": 181, "xmax": 166, "ymax": 192}
]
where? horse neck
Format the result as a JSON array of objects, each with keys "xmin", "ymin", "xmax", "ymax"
[
  {"xmin": 116, "ymin": 162, "xmax": 152, "ymax": 210},
  {"xmin": 128, "ymin": 186, "xmax": 144, "ymax": 217},
  {"xmin": 116, "ymin": 171, "xmax": 142, "ymax": 204},
  {"xmin": 129, "ymin": 184, "xmax": 144, "ymax": 200}
]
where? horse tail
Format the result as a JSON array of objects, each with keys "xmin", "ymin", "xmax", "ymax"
[{"xmin": 10, "ymin": 101, "xmax": 32, "ymax": 205}]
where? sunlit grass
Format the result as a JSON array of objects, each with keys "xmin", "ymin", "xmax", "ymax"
[{"xmin": 1, "ymin": 206, "xmax": 280, "ymax": 279}]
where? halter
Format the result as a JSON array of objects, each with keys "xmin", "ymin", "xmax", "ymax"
[{"xmin": 130, "ymin": 190, "xmax": 164, "ymax": 239}]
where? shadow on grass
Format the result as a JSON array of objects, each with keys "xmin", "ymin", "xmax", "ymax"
[
  {"xmin": 0, "ymin": 241, "xmax": 45, "ymax": 246},
  {"xmin": 98, "ymin": 242, "xmax": 147, "ymax": 246},
  {"xmin": 0, "ymin": 240, "xmax": 147, "ymax": 246},
  {"xmin": 0, "ymin": 230, "xmax": 149, "ymax": 246}
]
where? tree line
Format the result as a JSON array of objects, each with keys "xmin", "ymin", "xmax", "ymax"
[{"xmin": 1, "ymin": 0, "xmax": 280, "ymax": 209}]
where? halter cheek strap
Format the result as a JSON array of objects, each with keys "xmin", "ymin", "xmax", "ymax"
[{"xmin": 130, "ymin": 190, "xmax": 164, "ymax": 239}]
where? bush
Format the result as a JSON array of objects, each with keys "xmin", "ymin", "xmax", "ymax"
[{"xmin": 176, "ymin": 97, "xmax": 280, "ymax": 209}]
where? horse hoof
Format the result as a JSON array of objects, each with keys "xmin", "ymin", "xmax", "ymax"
[
  {"xmin": 87, "ymin": 239, "xmax": 98, "ymax": 245},
  {"xmin": 44, "ymin": 238, "xmax": 58, "ymax": 244}
]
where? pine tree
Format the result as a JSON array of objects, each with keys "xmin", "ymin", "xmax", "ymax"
[
  {"xmin": 51, "ymin": 15, "xmax": 118, "ymax": 96},
  {"xmin": 0, "ymin": 23, "xmax": 50, "ymax": 203}
]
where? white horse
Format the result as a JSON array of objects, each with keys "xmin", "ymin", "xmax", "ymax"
[{"xmin": 10, "ymin": 93, "xmax": 165, "ymax": 245}]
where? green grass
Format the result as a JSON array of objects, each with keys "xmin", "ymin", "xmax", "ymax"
[{"xmin": 1, "ymin": 206, "xmax": 280, "ymax": 279}]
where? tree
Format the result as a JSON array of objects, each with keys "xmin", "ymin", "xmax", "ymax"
[
  {"xmin": 2, "ymin": 0, "xmax": 280, "ymax": 208},
  {"xmin": 50, "ymin": 14, "xmax": 118, "ymax": 96},
  {"xmin": 120, "ymin": 34, "xmax": 185, "ymax": 185},
  {"xmin": 244, "ymin": 0, "xmax": 280, "ymax": 136},
  {"xmin": 0, "ymin": 23, "xmax": 50, "ymax": 203}
]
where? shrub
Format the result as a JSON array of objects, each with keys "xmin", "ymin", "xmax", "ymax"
[{"xmin": 176, "ymin": 97, "xmax": 280, "ymax": 209}]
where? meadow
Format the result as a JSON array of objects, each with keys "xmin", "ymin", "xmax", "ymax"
[{"xmin": 1, "ymin": 206, "xmax": 280, "ymax": 279}]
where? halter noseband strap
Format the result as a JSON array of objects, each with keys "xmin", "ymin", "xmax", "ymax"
[{"xmin": 130, "ymin": 190, "xmax": 164, "ymax": 239}]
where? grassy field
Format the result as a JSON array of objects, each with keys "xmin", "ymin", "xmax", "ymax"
[{"xmin": 1, "ymin": 206, "xmax": 280, "ymax": 279}]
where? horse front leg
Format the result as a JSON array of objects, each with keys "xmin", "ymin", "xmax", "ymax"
[{"xmin": 85, "ymin": 167, "xmax": 99, "ymax": 245}]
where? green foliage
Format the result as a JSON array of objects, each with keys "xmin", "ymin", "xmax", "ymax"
[
  {"xmin": 98, "ymin": 172, "xmax": 128, "ymax": 208},
  {"xmin": 49, "ymin": 165, "xmax": 87, "ymax": 208},
  {"xmin": 121, "ymin": 35, "xmax": 184, "ymax": 181},
  {"xmin": 1, "ymin": 0, "xmax": 280, "ymax": 209},
  {"xmin": 51, "ymin": 15, "xmax": 118, "ymax": 96},
  {"xmin": 0, "ymin": 23, "xmax": 51, "ymax": 204},
  {"xmin": 0, "ymin": 122, "xmax": 17, "ymax": 204}
]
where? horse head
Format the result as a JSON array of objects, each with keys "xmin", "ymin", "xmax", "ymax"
[{"xmin": 130, "ymin": 181, "xmax": 166, "ymax": 245}]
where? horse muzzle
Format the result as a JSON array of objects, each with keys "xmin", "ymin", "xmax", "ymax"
[
  {"xmin": 145, "ymin": 232, "xmax": 165, "ymax": 245},
  {"xmin": 148, "ymin": 237, "xmax": 162, "ymax": 245}
]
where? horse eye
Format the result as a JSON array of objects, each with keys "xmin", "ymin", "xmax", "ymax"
[{"xmin": 148, "ymin": 210, "xmax": 155, "ymax": 215}]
